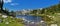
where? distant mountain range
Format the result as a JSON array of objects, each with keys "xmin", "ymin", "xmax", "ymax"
[
  {"xmin": 30, "ymin": 4, "xmax": 60, "ymax": 14},
  {"xmin": 15, "ymin": 4, "xmax": 60, "ymax": 15}
]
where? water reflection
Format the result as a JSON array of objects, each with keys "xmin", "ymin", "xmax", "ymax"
[
  {"xmin": 16, "ymin": 15, "xmax": 47, "ymax": 26},
  {"xmin": 16, "ymin": 15, "xmax": 42, "ymax": 22}
]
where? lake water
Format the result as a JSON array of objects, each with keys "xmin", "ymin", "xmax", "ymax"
[
  {"xmin": 16, "ymin": 15, "xmax": 42, "ymax": 22},
  {"xmin": 16, "ymin": 15, "xmax": 47, "ymax": 26}
]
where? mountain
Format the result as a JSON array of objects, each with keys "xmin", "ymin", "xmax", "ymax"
[{"xmin": 30, "ymin": 4, "xmax": 60, "ymax": 14}]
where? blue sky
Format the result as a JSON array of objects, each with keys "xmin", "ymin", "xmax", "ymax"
[{"xmin": 3, "ymin": 0, "xmax": 59, "ymax": 11}]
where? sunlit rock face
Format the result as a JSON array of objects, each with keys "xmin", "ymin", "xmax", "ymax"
[
  {"xmin": 5, "ymin": 22, "xmax": 9, "ymax": 24},
  {"xmin": 50, "ymin": 24, "xmax": 57, "ymax": 26},
  {"xmin": 40, "ymin": 20, "xmax": 44, "ymax": 23},
  {"xmin": 2, "ymin": 15, "xmax": 8, "ymax": 18}
]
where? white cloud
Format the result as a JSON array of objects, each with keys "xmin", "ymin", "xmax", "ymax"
[
  {"xmin": 10, "ymin": 3, "xmax": 19, "ymax": 6},
  {"xmin": 3, "ymin": 0, "xmax": 12, "ymax": 3}
]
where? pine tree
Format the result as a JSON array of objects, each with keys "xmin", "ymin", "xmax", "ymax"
[
  {"xmin": 0, "ymin": 0, "xmax": 4, "ymax": 11},
  {"xmin": 58, "ymin": 0, "xmax": 60, "ymax": 8}
]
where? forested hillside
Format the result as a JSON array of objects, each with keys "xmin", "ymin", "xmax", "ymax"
[{"xmin": 30, "ymin": 4, "xmax": 60, "ymax": 14}]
